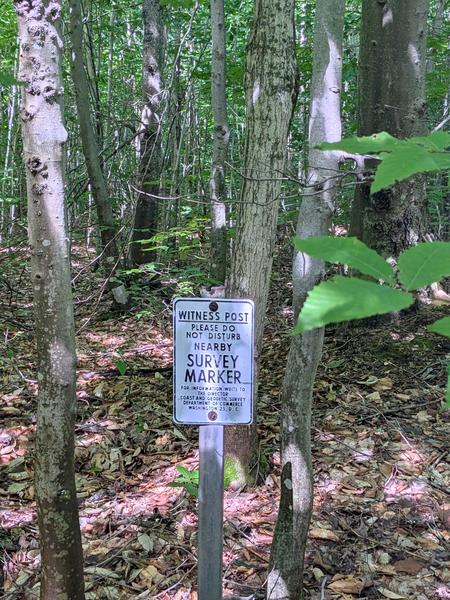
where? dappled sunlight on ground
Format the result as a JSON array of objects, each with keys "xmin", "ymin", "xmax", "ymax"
[{"xmin": 1, "ymin": 248, "xmax": 449, "ymax": 598}]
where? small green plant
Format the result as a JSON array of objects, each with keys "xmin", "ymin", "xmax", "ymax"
[
  {"xmin": 138, "ymin": 217, "xmax": 208, "ymax": 260},
  {"xmin": 224, "ymin": 456, "xmax": 238, "ymax": 488},
  {"xmin": 115, "ymin": 359, "xmax": 127, "ymax": 376},
  {"xmin": 169, "ymin": 461, "xmax": 238, "ymax": 497},
  {"xmin": 134, "ymin": 415, "xmax": 145, "ymax": 433},
  {"xmin": 168, "ymin": 466, "xmax": 199, "ymax": 497}
]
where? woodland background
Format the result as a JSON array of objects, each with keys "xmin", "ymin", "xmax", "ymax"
[{"xmin": 0, "ymin": 0, "xmax": 449, "ymax": 599}]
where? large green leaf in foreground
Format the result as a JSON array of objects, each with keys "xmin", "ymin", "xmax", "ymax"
[
  {"xmin": 398, "ymin": 241, "xmax": 450, "ymax": 291},
  {"xmin": 294, "ymin": 276, "xmax": 413, "ymax": 333},
  {"xmin": 318, "ymin": 131, "xmax": 400, "ymax": 154},
  {"xmin": 318, "ymin": 131, "xmax": 450, "ymax": 194},
  {"xmin": 372, "ymin": 144, "xmax": 450, "ymax": 194},
  {"xmin": 294, "ymin": 236, "xmax": 395, "ymax": 284},
  {"xmin": 428, "ymin": 316, "xmax": 450, "ymax": 339}
]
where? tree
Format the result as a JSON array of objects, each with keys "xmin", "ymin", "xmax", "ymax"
[
  {"xmin": 209, "ymin": 0, "xmax": 229, "ymax": 282},
  {"xmin": 13, "ymin": 0, "xmax": 85, "ymax": 597},
  {"xmin": 130, "ymin": 0, "xmax": 165, "ymax": 265},
  {"xmin": 349, "ymin": 0, "xmax": 430, "ymax": 257},
  {"xmin": 69, "ymin": 0, "xmax": 128, "ymax": 306},
  {"xmin": 267, "ymin": 0, "xmax": 345, "ymax": 597},
  {"xmin": 225, "ymin": 0, "xmax": 298, "ymax": 484}
]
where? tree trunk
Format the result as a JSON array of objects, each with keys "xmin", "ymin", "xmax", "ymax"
[
  {"xmin": 130, "ymin": 0, "xmax": 165, "ymax": 265},
  {"xmin": 267, "ymin": 0, "xmax": 345, "ymax": 597},
  {"xmin": 68, "ymin": 0, "xmax": 128, "ymax": 306},
  {"xmin": 225, "ymin": 0, "xmax": 297, "ymax": 485},
  {"xmin": 209, "ymin": 0, "xmax": 229, "ymax": 283},
  {"xmin": 14, "ymin": 1, "xmax": 85, "ymax": 597},
  {"xmin": 350, "ymin": 0, "xmax": 429, "ymax": 258}
]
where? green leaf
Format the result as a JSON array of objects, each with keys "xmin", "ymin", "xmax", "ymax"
[
  {"xmin": 0, "ymin": 71, "xmax": 24, "ymax": 86},
  {"xmin": 397, "ymin": 242, "xmax": 450, "ymax": 291},
  {"xmin": 185, "ymin": 482, "xmax": 198, "ymax": 497},
  {"xmin": 176, "ymin": 465, "xmax": 191, "ymax": 477},
  {"xmin": 115, "ymin": 359, "xmax": 127, "ymax": 376},
  {"xmin": 428, "ymin": 316, "xmax": 450, "ymax": 339},
  {"xmin": 318, "ymin": 131, "xmax": 400, "ymax": 154},
  {"xmin": 318, "ymin": 131, "xmax": 450, "ymax": 194},
  {"xmin": 372, "ymin": 145, "xmax": 450, "ymax": 193},
  {"xmin": 294, "ymin": 276, "xmax": 413, "ymax": 333},
  {"xmin": 411, "ymin": 130, "xmax": 450, "ymax": 150},
  {"xmin": 293, "ymin": 236, "xmax": 395, "ymax": 283}
]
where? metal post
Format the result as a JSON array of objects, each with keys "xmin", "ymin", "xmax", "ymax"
[{"xmin": 198, "ymin": 424, "xmax": 224, "ymax": 600}]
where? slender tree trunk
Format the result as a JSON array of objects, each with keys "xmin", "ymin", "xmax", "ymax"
[
  {"xmin": 68, "ymin": 0, "xmax": 127, "ymax": 305},
  {"xmin": 84, "ymin": 15, "xmax": 103, "ymax": 150},
  {"xmin": 225, "ymin": 0, "xmax": 297, "ymax": 485},
  {"xmin": 14, "ymin": 1, "xmax": 85, "ymax": 597},
  {"xmin": 426, "ymin": 0, "xmax": 445, "ymax": 74},
  {"xmin": 267, "ymin": 1, "xmax": 345, "ymax": 598},
  {"xmin": 209, "ymin": 0, "xmax": 229, "ymax": 283},
  {"xmin": 168, "ymin": 31, "xmax": 182, "ymax": 231},
  {"xmin": 130, "ymin": 0, "xmax": 165, "ymax": 265},
  {"xmin": 105, "ymin": 1, "xmax": 115, "ymax": 146},
  {"xmin": 349, "ymin": 0, "xmax": 429, "ymax": 258}
]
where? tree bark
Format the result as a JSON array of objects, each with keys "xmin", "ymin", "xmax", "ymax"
[
  {"xmin": 130, "ymin": 0, "xmax": 165, "ymax": 265},
  {"xmin": 14, "ymin": 1, "xmax": 85, "ymax": 597},
  {"xmin": 225, "ymin": 0, "xmax": 297, "ymax": 485},
  {"xmin": 350, "ymin": 0, "xmax": 429, "ymax": 258},
  {"xmin": 68, "ymin": 0, "xmax": 128, "ymax": 305},
  {"xmin": 267, "ymin": 0, "xmax": 344, "ymax": 597},
  {"xmin": 209, "ymin": 0, "xmax": 229, "ymax": 283}
]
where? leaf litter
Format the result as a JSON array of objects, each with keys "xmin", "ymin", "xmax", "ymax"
[{"xmin": 0, "ymin": 246, "xmax": 449, "ymax": 599}]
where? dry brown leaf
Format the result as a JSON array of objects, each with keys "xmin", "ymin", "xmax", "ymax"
[
  {"xmin": 373, "ymin": 377, "xmax": 393, "ymax": 391},
  {"xmin": 394, "ymin": 393, "xmax": 410, "ymax": 400},
  {"xmin": 139, "ymin": 564, "xmax": 164, "ymax": 587},
  {"xmin": 329, "ymin": 576, "xmax": 364, "ymax": 594},
  {"xmin": 392, "ymin": 558, "xmax": 425, "ymax": 575},
  {"xmin": 309, "ymin": 527, "xmax": 340, "ymax": 542},
  {"xmin": 375, "ymin": 564, "xmax": 397, "ymax": 575},
  {"xmin": 378, "ymin": 587, "xmax": 407, "ymax": 599},
  {"xmin": 414, "ymin": 536, "xmax": 441, "ymax": 550},
  {"xmin": 379, "ymin": 462, "xmax": 393, "ymax": 477}
]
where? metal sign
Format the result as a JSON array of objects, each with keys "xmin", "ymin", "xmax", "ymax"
[{"xmin": 173, "ymin": 297, "xmax": 254, "ymax": 425}]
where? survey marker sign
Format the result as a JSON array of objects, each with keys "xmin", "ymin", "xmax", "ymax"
[{"xmin": 173, "ymin": 298, "xmax": 254, "ymax": 425}]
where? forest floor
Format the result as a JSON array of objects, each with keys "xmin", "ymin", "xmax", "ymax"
[{"xmin": 0, "ymin": 244, "xmax": 449, "ymax": 600}]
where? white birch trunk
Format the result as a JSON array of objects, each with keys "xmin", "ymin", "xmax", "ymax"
[
  {"xmin": 267, "ymin": 1, "xmax": 345, "ymax": 597},
  {"xmin": 14, "ymin": 1, "xmax": 85, "ymax": 597},
  {"xmin": 209, "ymin": 0, "xmax": 229, "ymax": 283},
  {"xmin": 130, "ymin": 0, "xmax": 165, "ymax": 265}
]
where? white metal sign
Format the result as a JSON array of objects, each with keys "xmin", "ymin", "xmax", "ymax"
[{"xmin": 173, "ymin": 297, "xmax": 254, "ymax": 425}]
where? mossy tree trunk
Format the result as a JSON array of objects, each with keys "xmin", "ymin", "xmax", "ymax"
[
  {"xmin": 350, "ymin": 0, "xmax": 429, "ymax": 258},
  {"xmin": 225, "ymin": 0, "xmax": 298, "ymax": 486}
]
